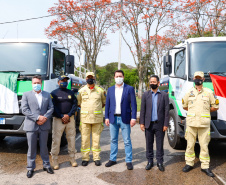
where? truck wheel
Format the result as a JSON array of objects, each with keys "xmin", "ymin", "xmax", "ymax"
[
  {"xmin": 0, "ymin": 136, "xmax": 5, "ymax": 141},
  {"xmin": 167, "ymin": 110, "xmax": 186, "ymax": 149}
]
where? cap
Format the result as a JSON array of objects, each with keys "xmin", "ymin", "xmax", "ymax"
[
  {"xmin": 86, "ymin": 72, "xmax": 95, "ymax": 77},
  {"xmin": 58, "ymin": 75, "xmax": 69, "ymax": 81},
  {"xmin": 194, "ymin": 71, "xmax": 204, "ymax": 78}
]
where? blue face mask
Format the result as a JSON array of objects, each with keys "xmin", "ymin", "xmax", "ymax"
[
  {"xmin": 60, "ymin": 82, "xmax": 68, "ymax": 88},
  {"xmin": 33, "ymin": 84, "xmax": 42, "ymax": 92}
]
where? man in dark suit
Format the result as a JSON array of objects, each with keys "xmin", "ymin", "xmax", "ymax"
[
  {"xmin": 140, "ymin": 75, "xmax": 169, "ymax": 171},
  {"xmin": 105, "ymin": 70, "xmax": 137, "ymax": 170},
  {"xmin": 21, "ymin": 75, "xmax": 54, "ymax": 178}
]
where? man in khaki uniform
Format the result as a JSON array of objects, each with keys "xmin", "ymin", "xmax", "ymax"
[
  {"xmin": 77, "ymin": 72, "xmax": 106, "ymax": 166},
  {"xmin": 182, "ymin": 71, "xmax": 219, "ymax": 177}
]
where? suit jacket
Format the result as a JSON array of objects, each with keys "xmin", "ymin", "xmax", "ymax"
[
  {"xmin": 21, "ymin": 90, "xmax": 54, "ymax": 131},
  {"xmin": 105, "ymin": 83, "xmax": 137, "ymax": 124},
  {"xmin": 139, "ymin": 90, "xmax": 169, "ymax": 129}
]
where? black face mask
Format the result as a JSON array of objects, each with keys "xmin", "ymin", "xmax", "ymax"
[
  {"xmin": 87, "ymin": 78, "xmax": 95, "ymax": 85},
  {"xmin": 150, "ymin": 84, "xmax": 158, "ymax": 90},
  {"xmin": 194, "ymin": 79, "xmax": 203, "ymax": 86}
]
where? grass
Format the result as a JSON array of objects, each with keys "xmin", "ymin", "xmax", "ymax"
[{"xmin": 136, "ymin": 97, "xmax": 141, "ymax": 112}]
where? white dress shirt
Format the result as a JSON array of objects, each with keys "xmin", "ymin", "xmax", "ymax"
[
  {"xmin": 34, "ymin": 91, "xmax": 42, "ymax": 109},
  {"xmin": 115, "ymin": 83, "xmax": 124, "ymax": 114}
]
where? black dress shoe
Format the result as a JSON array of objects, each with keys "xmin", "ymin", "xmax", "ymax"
[
  {"xmin": 201, "ymin": 168, "xmax": 215, "ymax": 177},
  {"xmin": 82, "ymin": 161, "xmax": 89, "ymax": 166},
  {"xmin": 126, "ymin": 162, "xmax": 133, "ymax": 170},
  {"xmin": 157, "ymin": 163, "xmax": 165, "ymax": 172},
  {"xmin": 182, "ymin": 165, "xmax": 193, "ymax": 172},
  {"xmin": 145, "ymin": 162, "xmax": 154, "ymax": 170},
  {"xmin": 95, "ymin": 160, "xmax": 101, "ymax": 166},
  {"xmin": 27, "ymin": 170, "xmax": 34, "ymax": 178},
  {"xmin": 105, "ymin": 160, "xmax": 117, "ymax": 167},
  {"xmin": 43, "ymin": 167, "xmax": 54, "ymax": 174}
]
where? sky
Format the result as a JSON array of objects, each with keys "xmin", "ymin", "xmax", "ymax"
[{"xmin": 0, "ymin": 0, "xmax": 135, "ymax": 67}]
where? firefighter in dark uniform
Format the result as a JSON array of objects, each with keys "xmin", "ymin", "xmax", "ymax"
[{"xmin": 50, "ymin": 75, "xmax": 78, "ymax": 170}]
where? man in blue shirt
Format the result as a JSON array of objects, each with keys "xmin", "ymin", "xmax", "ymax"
[{"xmin": 140, "ymin": 75, "xmax": 169, "ymax": 172}]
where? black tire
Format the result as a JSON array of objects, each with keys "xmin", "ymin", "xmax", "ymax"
[
  {"xmin": 0, "ymin": 136, "xmax": 5, "ymax": 141},
  {"xmin": 167, "ymin": 110, "xmax": 186, "ymax": 149}
]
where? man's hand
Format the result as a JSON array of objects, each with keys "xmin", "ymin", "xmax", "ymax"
[
  {"xmin": 140, "ymin": 124, "xmax": 145, "ymax": 131},
  {"xmin": 62, "ymin": 114, "xmax": 70, "ymax": 124},
  {"xmin": 163, "ymin": 126, "xmax": 168, "ymax": 132},
  {"xmin": 130, "ymin": 119, "xmax": 136, "ymax": 127},
  {"xmin": 105, "ymin": 119, "xmax": 110, "ymax": 126},
  {"xmin": 37, "ymin": 116, "xmax": 47, "ymax": 125}
]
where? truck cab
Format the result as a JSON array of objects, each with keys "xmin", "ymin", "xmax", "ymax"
[
  {"xmin": 163, "ymin": 37, "xmax": 226, "ymax": 149},
  {"xmin": 0, "ymin": 39, "xmax": 80, "ymax": 140}
]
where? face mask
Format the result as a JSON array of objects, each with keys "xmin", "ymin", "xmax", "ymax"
[
  {"xmin": 150, "ymin": 84, "xmax": 158, "ymax": 90},
  {"xmin": 87, "ymin": 78, "xmax": 95, "ymax": 85},
  {"xmin": 60, "ymin": 82, "xmax": 68, "ymax": 88},
  {"xmin": 194, "ymin": 79, "xmax": 203, "ymax": 86},
  {"xmin": 33, "ymin": 84, "xmax": 41, "ymax": 92},
  {"xmin": 115, "ymin": 77, "xmax": 124, "ymax": 85}
]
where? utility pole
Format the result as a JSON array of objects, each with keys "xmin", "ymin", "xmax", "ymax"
[{"xmin": 118, "ymin": 0, "xmax": 123, "ymax": 70}]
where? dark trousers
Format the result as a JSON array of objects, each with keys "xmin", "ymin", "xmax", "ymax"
[
  {"xmin": 145, "ymin": 123, "xmax": 165, "ymax": 164},
  {"xmin": 26, "ymin": 128, "xmax": 50, "ymax": 170}
]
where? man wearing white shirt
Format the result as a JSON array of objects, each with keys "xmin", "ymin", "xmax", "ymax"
[
  {"xmin": 21, "ymin": 75, "xmax": 54, "ymax": 178},
  {"xmin": 105, "ymin": 70, "xmax": 137, "ymax": 170}
]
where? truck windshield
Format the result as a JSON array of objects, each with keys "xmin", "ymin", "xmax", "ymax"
[
  {"xmin": 0, "ymin": 43, "xmax": 49, "ymax": 76},
  {"xmin": 189, "ymin": 41, "xmax": 226, "ymax": 77}
]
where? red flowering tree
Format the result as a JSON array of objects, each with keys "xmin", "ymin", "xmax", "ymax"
[
  {"xmin": 46, "ymin": 0, "xmax": 114, "ymax": 74},
  {"xmin": 116, "ymin": 0, "xmax": 176, "ymax": 97}
]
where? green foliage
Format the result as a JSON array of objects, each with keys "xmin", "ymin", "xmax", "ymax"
[{"xmin": 95, "ymin": 62, "xmax": 139, "ymax": 89}]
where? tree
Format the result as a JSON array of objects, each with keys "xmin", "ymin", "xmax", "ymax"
[
  {"xmin": 178, "ymin": 0, "xmax": 226, "ymax": 37},
  {"xmin": 115, "ymin": 0, "xmax": 176, "ymax": 98},
  {"xmin": 46, "ymin": 0, "xmax": 114, "ymax": 75}
]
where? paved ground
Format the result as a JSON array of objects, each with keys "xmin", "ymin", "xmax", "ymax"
[{"xmin": 0, "ymin": 124, "xmax": 226, "ymax": 185}]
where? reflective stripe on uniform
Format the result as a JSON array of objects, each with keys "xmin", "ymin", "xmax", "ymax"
[
  {"xmin": 81, "ymin": 148, "xmax": 90, "ymax": 152},
  {"xmin": 94, "ymin": 111, "xmax": 102, "ymax": 114},
  {"xmin": 201, "ymin": 114, "xmax": 210, "ymax": 117},
  {"xmin": 199, "ymin": 155, "xmax": 210, "ymax": 160},
  {"xmin": 185, "ymin": 153, "xmax": 195, "ymax": 157},
  {"xmin": 91, "ymin": 148, "xmax": 101, "ymax": 152},
  {"xmin": 187, "ymin": 113, "xmax": 195, "ymax": 117},
  {"xmin": 81, "ymin": 111, "xmax": 88, "ymax": 114}
]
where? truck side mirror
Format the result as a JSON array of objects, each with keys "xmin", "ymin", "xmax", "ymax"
[
  {"xmin": 65, "ymin": 55, "xmax": 74, "ymax": 75},
  {"xmin": 163, "ymin": 55, "xmax": 172, "ymax": 75}
]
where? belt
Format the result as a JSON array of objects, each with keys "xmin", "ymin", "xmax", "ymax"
[
  {"xmin": 114, "ymin": 114, "xmax": 121, "ymax": 117},
  {"xmin": 150, "ymin": 120, "xmax": 158, "ymax": 124}
]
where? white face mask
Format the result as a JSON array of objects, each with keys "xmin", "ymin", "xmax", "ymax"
[{"xmin": 115, "ymin": 77, "xmax": 124, "ymax": 85}]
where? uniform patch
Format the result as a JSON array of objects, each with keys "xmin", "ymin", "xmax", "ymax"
[
  {"xmin": 82, "ymin": 91, "xmax": 88, "ymax": 95},
  {"xmin": 189, "ymin": 91, "xmax": 195, "ymax": 97},
  {"xmin": 216, "ymin": 99, "xmax": 219, "ymax": 105},
  {"xmin": 68, "ymin": 95, "xmax": 71, "ymax": 99}
]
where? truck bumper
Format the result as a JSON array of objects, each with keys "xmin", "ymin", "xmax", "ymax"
[
  {"xmin": 211, "ymin": 120, "xmax": 226, "ymax": 139},
  {"xmin": 0, "ymin": 115, "xmax": 26, "ymax": 136}
]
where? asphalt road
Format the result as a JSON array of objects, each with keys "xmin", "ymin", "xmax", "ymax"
[{"xmin": 0, "ymin": 124, "xmax": 226, "ymax": 185}]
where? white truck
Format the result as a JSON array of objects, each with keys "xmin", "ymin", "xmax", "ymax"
[
  {"xmin": 163, "ymin": 37, "xmax": 226, "ymax": 149},
  {"xmin": 0, "ymin": 39, "xmax": 86, "ymax": 141}
]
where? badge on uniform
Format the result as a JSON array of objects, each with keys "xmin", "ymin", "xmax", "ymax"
[
  {"xmin": 189, "ymin": 91, "xmax": 195, "ymax": 97},
  {"xmin": 68, "ymin": 95, "xmax": 71, "ymax": 99},
  {"xmin": 83, "ymin": 91, "xmax": 88, "ymax": 95},
  {"xmin": 216, "ymin": 99, "xmax": 219, "ymax": 105}
]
